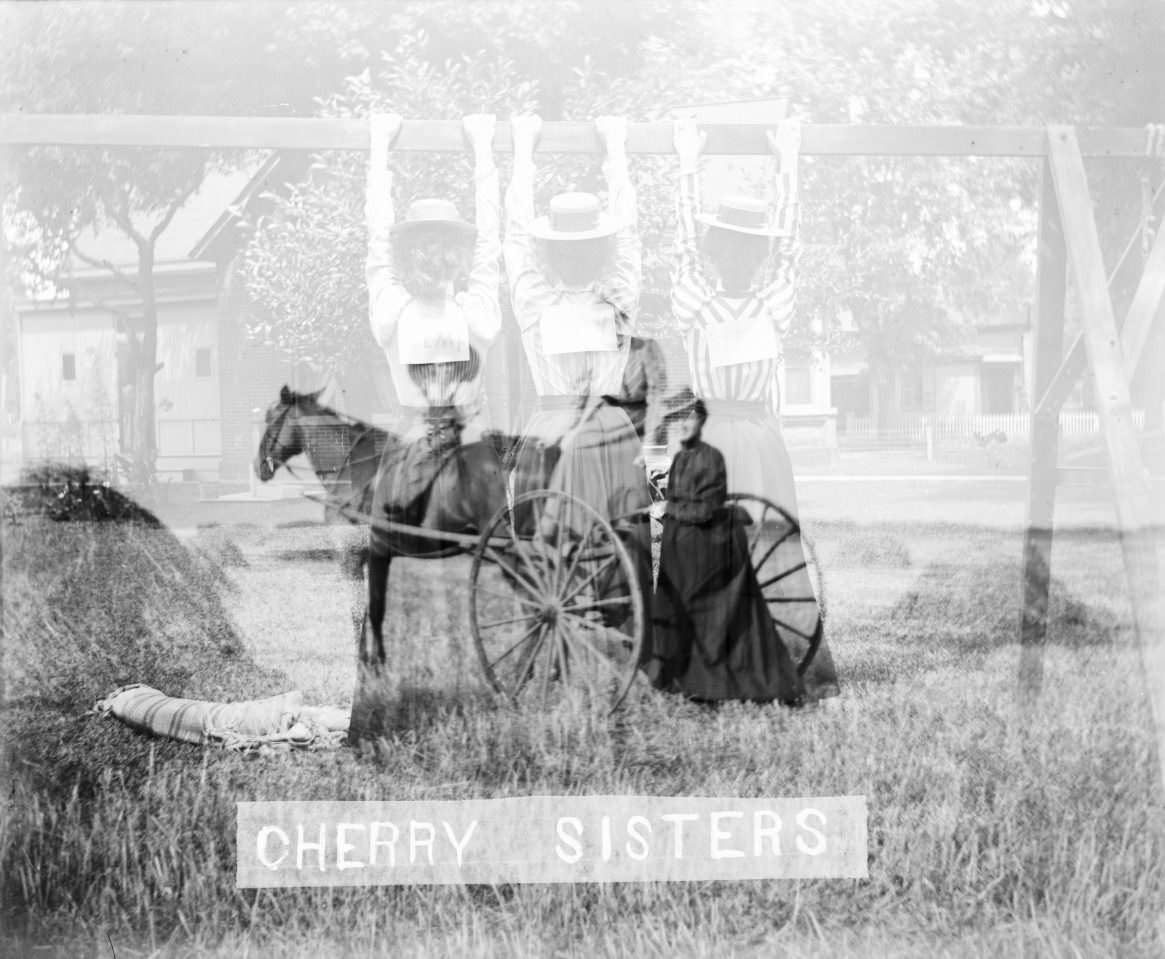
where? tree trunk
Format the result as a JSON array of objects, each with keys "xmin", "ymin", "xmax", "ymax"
[
  {"xmin": 868, "ymin": 359, "xmax": 890, "ymax": 439},
  {"xmin": 132, "ymin": 243, "xmax": 159, "ymax": 487}
]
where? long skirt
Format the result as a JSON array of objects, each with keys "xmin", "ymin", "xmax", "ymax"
[
  {"xmin": 509, "ymin": 399, "xmax": 652, "ymax": 529},
  {"xmin": 508, "ymin": 397, "xmax": 653, "ymax": 638},
  {"xmin": 368, "ymin": 407, "xmax": 486, "ymax": 554},
  {"xmin": 699, "ymin": 399, "xmax": 840, "ymax": 700},
  {"xmin": 650, "ymin": 512, "xmax": 804, "ymax": 704}
]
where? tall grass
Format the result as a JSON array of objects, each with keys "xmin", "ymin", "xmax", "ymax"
[{"xmin": 2, "ymin": 516, "xmax": 1163, "ymax": 957}]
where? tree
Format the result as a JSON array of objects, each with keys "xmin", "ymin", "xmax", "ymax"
[
  {"xmin": 238, "ymin": 0, "xmax": 1162, "ymax": 432},
  {"xmin": 239, "ymin": 1, "xmax": 722, "ymax": 382},
  {"xmin": 688, "ymin": 0, "xmax": 1165, "ymax": 426},
  {"xmin": 0, "ymin": 1, "xmax": 406, "ymax": 484}
]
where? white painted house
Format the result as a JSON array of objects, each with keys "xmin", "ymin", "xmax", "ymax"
[{"xmin": 9, "ymin": 161, "xmax": 301, "ymax": 484}]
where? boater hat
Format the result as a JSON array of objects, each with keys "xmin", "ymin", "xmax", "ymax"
[
  {"xmin": 530, "ymin": 192, "xmax": 621, "ymax": 241},
  {"xmin": 390, "ymin": 197, "xmax": 476, "ymax": 238},
  {"xmin": 696, "ymin": 194, "xmax": 789, "ymax": 237}
]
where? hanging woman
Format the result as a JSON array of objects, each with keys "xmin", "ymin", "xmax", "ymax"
[{"xmin": 659, "ymin": 113, "xmax": 840, "ymax": 702}]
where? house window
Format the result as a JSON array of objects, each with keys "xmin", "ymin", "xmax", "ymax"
[
  {"xmin": 62, "ymin": 353, "xmax": 76, "ymax": 381},
  {"xmin": 785, "ymin": 366, "xmax": 813, "ymax": 406},
  {"xmin": 899, "ymin": 370, "xmax": 924, "ymax": 412},
  {"xmin": 195, "ymin": 348, "xmax": 212, "ymax": 378}
]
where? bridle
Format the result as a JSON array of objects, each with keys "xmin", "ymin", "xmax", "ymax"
[
  {"xmin": 260, "ymin": 395, "xmax": 377, "ymax": 488},
  {"xmin": 259, "ymin": 401, "xmax": 304, "ymax": 483}
]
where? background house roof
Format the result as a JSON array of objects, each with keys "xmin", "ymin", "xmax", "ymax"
[{"xmin": 66, "ymin": 163, "xmax": 263, "ymax": 273}]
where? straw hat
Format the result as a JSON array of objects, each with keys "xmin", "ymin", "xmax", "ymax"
[
  {"xmin": 390, "ymin": 197, "xmax": 475, "ymax": 238},
  {"xmin": 695, "ymin": 194, "xmax": 788, "ymax": 237},
  {"xmin": 530, "ymin": 192, "xmax": 620, "ymax": 241}
]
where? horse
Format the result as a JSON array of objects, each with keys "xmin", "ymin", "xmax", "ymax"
[
  {"xmin": 255, "ymin": 386, "xmax": 390, "ymax": 573},
  {"xmin": 255, "ymin": 385, "xmax": 510, "ymax": 668}
]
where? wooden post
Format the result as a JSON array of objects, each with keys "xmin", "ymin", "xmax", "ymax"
[
  {"xmin": 1035, "ymin": 215, "xmax": 1165, "ymax": 418},
  {"xmin": 1019, "ymin": 154, "xmax": 1068, "ymax": 695},
  {"xmin": 0, "ymin": 114, "xmax": 1158, "ymax": 157},
  {"xmin": 1047, "ymin": 126, "xmax": 1165, "ymax": 796}
]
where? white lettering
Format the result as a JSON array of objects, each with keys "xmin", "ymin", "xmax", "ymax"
[
  {"xmin": 710, "ymin": 811, "xmax": 745, "ymax": 859},
  {"xmin": 409, "ymin": 821, "xmax": 436, "ymax": 865},
  {"xmin": 753, "ymin": 810, "xmax": 782, "ymax": 856},
  {"xmin": 795, "ymin": 808, "xmax": 827, "ymax": 856},
  {"xmin": 256, "ymin": 826, "xmax": 289, "ymax": 870},
  {"xmin": 443, "ymin": 820, "xmax": 478, "ymax": 868},
  {"xmin": 600, "ymin": 815, "xmax": 612, "ymax": 861},
  {"xmin": 296, "ymin": 823, "xmax": 327, "ymax": 871},
  {"xmin": 555, "ymin": 817, "xmax": 584, "ymax": 864},
  {"xmin": 369, "ymin": 821, "xmax": 399, "ymax": 867},
  {"xmin": 661, "ymin": 813, "xmax": 699, "ymax": 858},
  {"xmin": 625, "ymin": 816, "xmax": 652, "ymax": 861},
  {"xmin": 336, "ymin": 823, "xmax": 365, "ymax": 870}
]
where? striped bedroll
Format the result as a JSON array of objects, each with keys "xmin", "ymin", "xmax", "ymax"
[{"xmin": 95, "ymin": 684, "xmax": 304, "ymax": 745}]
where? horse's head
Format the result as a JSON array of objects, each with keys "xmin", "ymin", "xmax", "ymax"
[{"xmin": 255, "ymin": 385, "xmax": 321, "ymax": 482}]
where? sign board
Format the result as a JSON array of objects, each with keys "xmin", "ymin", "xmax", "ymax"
[{"xmin": 237, "ymin": 795, "xmax": 868, "ymax": 887}]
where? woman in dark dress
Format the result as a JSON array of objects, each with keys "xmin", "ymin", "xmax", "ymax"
[{"xmin": 647, "ymin": 401, "xmax": 804, "ymax": 706}]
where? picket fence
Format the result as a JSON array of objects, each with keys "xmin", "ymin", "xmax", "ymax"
[{"xmin": 839, "ymin": 410, "xmax": 1148, "ymax": 445}]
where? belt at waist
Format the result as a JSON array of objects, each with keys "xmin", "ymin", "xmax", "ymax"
[
  {"xmin": 702, "ymin": 398, "xmax": 770, "ymax": 417},
  {"xmin": 536, "ymin": 395, "xmax": 589, "ymax": 411}
]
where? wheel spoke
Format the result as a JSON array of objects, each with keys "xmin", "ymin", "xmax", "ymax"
[
  {"xmin": 510, "ymin": 623, "xmax": 548, "ymax": 698},
  {"xmin": 562, "ymin": 616, "xmax": 628, "ymax": 686},
  {"xmin": 752, "ymin": 527, "xmax": 795, "ymax": 574},
  {"xmin": 559, "ymin": 621, "xmax": 610, "ymax": 697},
  {"xmin": 484, "ymin": 546, "xmax": 549, "ymax": 603},
  {"xmin": 554, "ymin": 624, "xmax": 572, "ymax": 687},
  {"xmin": 488, "ymin": 621, "xmax": 542, "ymax": 669},
  {"xmin": 539, "ymin": 624, "xmax": 554, "ymax": 705},
  {"xmin": 477, "ymin": 611, "xmax": 545, "ymax": 631},
  {"xmin": 746, "ymin": 501, "xmax": 770, "ymax": 554},
  {"xmin": 531, "ymin": 514, "xmax": 560, "ymax": 593},
  {"xmin": 758, "ymin": 560, "xmax": 807, "ymax": 590},
  {"xmin": 556, "ymin": 522, "xmax": 596, "ymax": 597},
  {"xmin": 771, "ymin": 617, "xmax": 819, "ymax": 642},
  {"xmin": 559, "ymin": 553, "xmax": 619, "ymax": 607},
  {"xmin": 473, "ymin": 583, "xmax": 543, "ymax": 612},
  {"xmin": 563, "ymin": 595, "xmax": 632, "ymax": 615},
  {"xmin": 509, "ymin": 512, "xmax": 554, "ymax": 596},
  {"xmin": 565, "ymin": 614, "xmax": 629, "ymax": 667}
]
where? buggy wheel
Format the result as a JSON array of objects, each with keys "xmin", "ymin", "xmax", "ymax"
[
  {"xmin": 470, "ymin": 490, "xmax": 644, "ymax": 714},
  {"xmin": 725, "ymin": 493, "xmax": 825, "ymax": 676}
]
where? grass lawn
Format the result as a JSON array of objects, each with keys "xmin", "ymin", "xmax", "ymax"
[{"xmin": 2, "ymin": 493, "xmax": 1164, "ymax": 958}]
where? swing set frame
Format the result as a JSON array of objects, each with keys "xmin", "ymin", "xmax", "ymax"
[{"xmin": 3, "ymin": 113, "xmax": 1163, "ymax": 788}]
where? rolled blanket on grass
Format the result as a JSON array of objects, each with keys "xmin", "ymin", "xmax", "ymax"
[{"xmin": 94, "ymin": 685, "xmax": 349, "ymax": 753}]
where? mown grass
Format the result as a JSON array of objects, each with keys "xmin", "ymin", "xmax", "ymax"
[{"xmin": 2, "ymin": 513, "xmax": 1163, "ymax": 957}]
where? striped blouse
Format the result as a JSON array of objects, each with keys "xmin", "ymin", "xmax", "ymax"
[{"xmin": 670, "ymin": 162, "xmax": 799, "ymax": 416}]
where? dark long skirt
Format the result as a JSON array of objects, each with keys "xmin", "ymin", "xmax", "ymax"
[
  {"xmin": 700, "ymin": 399, "xmax": 840, "ymax": 700},
  {"xmin": 650, "ymin": 510, "xmax": 804, "ymax": 705}
]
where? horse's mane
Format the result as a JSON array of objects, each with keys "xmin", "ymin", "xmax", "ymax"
[{"xmin": 277, "ymin": 385, "xmax": 389, "ymax": 444}]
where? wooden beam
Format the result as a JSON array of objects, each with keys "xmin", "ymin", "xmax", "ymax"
[
  {"xmin": 0, "ymin": 114, "xmax": 1158, "ymax": 157},
  {"xmin": 1047, "ymin": 125, "xmax": 1165, "ymax": 794},
  {"xmin": 1019, "ymin": 155, "xmax": 1068, "ymax": 696},
  {"xmin": 1035, "ymin": 219, "xmax": 1165, "ymax": 417}
]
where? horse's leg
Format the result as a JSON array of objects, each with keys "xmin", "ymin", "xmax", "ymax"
[
  {"xmin": 349, "ymin": 532, "xmax": 394, "ymax": 747},
  {"xmin": 365, "ymin": 545, "xmax": 391, "ymax": 666}
]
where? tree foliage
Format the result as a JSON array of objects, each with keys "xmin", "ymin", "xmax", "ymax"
[{"xmin": 0, "ymin": 1, "xmax": 410, "ymax": 480}]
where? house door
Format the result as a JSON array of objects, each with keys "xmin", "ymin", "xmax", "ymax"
[{"xmin": 981, "ymin": 364, "xmax": 1017, "ymax": 414}]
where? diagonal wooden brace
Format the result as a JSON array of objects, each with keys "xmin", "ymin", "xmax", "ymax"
[
  {"xmin": 1046, "ymin": 125, "xmax": 1165, "ymax": 795},
  {"xmin": 1034, "ymin": 196, "xmax": 1165, "ymax": 418}
]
